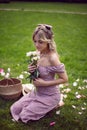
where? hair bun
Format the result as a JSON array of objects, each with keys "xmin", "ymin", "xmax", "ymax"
[
  {"xmin": 38, "ymin": 24, "xmax": 52, "ymax": 30},
  {"xmin": 45, "ymin": 24, "xmax": 52, "ymax": 30}
]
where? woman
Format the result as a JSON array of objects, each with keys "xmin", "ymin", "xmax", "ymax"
[{"xmin": 10, "ymin": 24, "xmax": 68, "ymax": 123}]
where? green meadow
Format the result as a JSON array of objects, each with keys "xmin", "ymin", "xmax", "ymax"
[{"xmin": 0, "ymin": 2, "xmax": 87, "ymax": 130}]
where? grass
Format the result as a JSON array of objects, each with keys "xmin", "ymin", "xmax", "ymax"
[{"xmin": 0, "ymin": 2, "xmax": 87, "ymax": 130}]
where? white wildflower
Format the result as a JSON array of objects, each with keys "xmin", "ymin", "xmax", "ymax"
[
  {"xmin": 75, "ymin": 92, "xmax": 78, "ymax": 95},
  {"xmin": 78, "ymin": 112, "xmax": 82, "ymax": 115},
  {"xmin": 56, "ymin": 110, "xmax": 60, "ymax": 115},
  {"xmin": 59, "ymin": 84, "xmax": 64, "ymax": 88},
  {"xmin": 63, "ymin": 94, "xmax": 67, "ymax": 98},
  {"xmin": 7, "ymin": 68, "xmax": 11, "ymax": 72},
  {"xmin": 78, "ymin": 86, "xmax": 82, "ymax": 90},
  {"xmin": 60, "ymin": 94, "xmax": 63, "ymax": 100},
  {"xmin": 81, "ymin": 107, "xmax": 86, "ymax": 110},
  {"xmin": 73, "ymin": 82, "xmax": 78, "ymax": 86},
  {"xmin": 83, "ymin": 102, "xmax": 86, "ymax": 105},
  {"xmin": 76, "ymin": 78, "xmax": 80, "ymax": 82},
  {"xmin": 11, "ymin": 118, "xmax": 16, "ymax": 122},
  {"xmin": 72, "ymin": 105, "xmax": 76, "ymax": 109},
  {"xmin": 1, "ymin": 72, "xmax": 5, "ymax": 76},
  {"xmin": 59, "ymin": 100, "xmax": 65, "ymax": 107},
  {"xmin": 58, "ymin": 94, "xmax": 65, "ymax": 107},
  {"xmin": 85, "ymin": 85, "xmax": 87, "ymax": 88},
  {"xmin": 83, "ymin": 79, "xmax": 87, "ymax": 83},
  {"xmin": 66, "ymin": 88, "xmax": 71, "ymax": 93},
  {"xmin": 64, "ymin": 83, "xmax": 69, "ymax": 87},
  {"xmin": 22, "ymin": 71, "xmax": 28, "ymax": 74},
  {"xmin": 64, "ymin": 88, "xmax": 71, "ymax": 93},
  {"xmin": 76, "ymin": 94, "xmax": 81, "ymax": 99},
  {"xmin": 5, "ymin": 73, "xmax": 10, "ymax": 78},
  {"xmin": 19, "ymin": 74, "xmax": 24, "ymax": 79}
]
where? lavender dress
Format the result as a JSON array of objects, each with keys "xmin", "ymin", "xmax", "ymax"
[{"xmin": 10, "ymin": 64, "xmax": 65, "ymax": 123}]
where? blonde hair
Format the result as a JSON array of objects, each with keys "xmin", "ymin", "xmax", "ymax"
[{"xmin": 32, "ymin": 24, "xmax": 57, "ymax": 52}]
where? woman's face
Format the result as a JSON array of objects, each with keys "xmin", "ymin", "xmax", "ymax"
[{"xmin": 33, "ymin": 33, "xmax": 48, "ymax": 53}]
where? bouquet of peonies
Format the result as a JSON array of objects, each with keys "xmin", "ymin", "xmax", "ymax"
[{"xmin": 26, "ymin": 51, "xmax": 40, "ymax": 82}]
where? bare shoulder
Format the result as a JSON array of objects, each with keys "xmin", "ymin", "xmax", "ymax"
[{"xmin": 49, "ymin": 51, "xmax": 61, "ymax": 66}]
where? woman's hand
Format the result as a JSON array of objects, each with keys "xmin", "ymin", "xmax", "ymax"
[
  {"xmin": 33, "ymin": 78, "xmax": 47, "ymax": 87},
  {"xmin": 28, "ymin": 64, "xmax": 37, "ymax": 73}
]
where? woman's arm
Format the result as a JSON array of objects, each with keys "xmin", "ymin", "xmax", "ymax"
[
  {"xmin": 33, "ymin": 71, "xmax": 68, "ymax": 87},
  {"xmin": 48, "ymin": 71, "xmax": 68, "ymax": 86},
  {"xmin": 33, "ymin": 52, "xmax": 68, "ymax": 87}
]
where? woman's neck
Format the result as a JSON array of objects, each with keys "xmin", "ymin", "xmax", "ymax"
[{"xmin": 40, "ymin": 49, "xmax": 50, "ymax": 57}]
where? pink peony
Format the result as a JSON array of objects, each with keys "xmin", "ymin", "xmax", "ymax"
[{"xmin": 0, "ymin": 68, "xmax": 4, "ymax": 74}]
